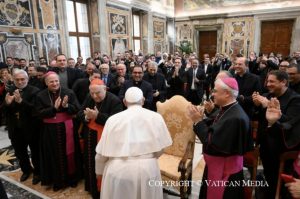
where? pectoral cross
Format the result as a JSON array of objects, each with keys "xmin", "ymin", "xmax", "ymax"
[{"xmin": 15, "ymin": 112, "xmax": 20, "ymax": 120}]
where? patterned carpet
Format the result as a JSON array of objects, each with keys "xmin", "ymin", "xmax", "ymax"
[{"xmin": 0, "ymin": 143, "xmax": 92, "ymax": 199}]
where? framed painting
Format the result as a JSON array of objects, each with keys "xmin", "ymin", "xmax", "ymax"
[
  {"xmin": 109, "ymin": 13, "xmax": 128, "ymax": 35},
  {"xmin": 111, "ymin": 37, "xmax": 128, "ymax": 59}
]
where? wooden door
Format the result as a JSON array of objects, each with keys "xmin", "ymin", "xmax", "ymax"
[
  {"xmin": 199, "ymin": 31, "xmax": 217, "ymax": 59},
  {"xmin": 260, "ymin": 20, "xmax": 294, "ymax": 57}
]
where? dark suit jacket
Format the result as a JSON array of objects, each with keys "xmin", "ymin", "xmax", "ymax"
[
  {"xmin": 200, "ymin": 64, "xmax": 213, "ymax": 88},
  {"xmin": 4, "ymin": 85, "xmax": 40, "ymax": 139},
  {"xmin": 257, "ymin": 89, "xmax": 300, "ymax": 149},
  {"xmin": 119, "ymin": 80, "xmax": 153, "ymax": 109},
  {"xmin": 72, "ymin": 78, "xmax": 90, "ymax": 105},
  {"xmin": 166, "ymin": 66, "xmax": 185, "ymax": 98},
  {"xmin": 143, "ymin": 73, "xmax": 167, "ymax": 102},
  {"xmin": 28, "ymin": 77, "xmax": 47, "ymax": 90},
  {"xmin": 235, "ymin": 72, "xmax": 261, "ymax": 119},
  {"xmin": 50, "ymin": 67, "xmax": 83, "ymax": 89},
  {"xmin": 101, "ymin": 73, "xmax": 113, "ymax": 87},
  {"xmin": 108, "ymin": 74, "xmax": 130, "ymax": 96},
  {"xmin": 185, "ymin": 67, "xmax": 206, "ymax": 98}
]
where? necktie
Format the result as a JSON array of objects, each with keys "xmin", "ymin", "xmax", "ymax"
[
  {"xmin": 192, "ymin": 69, "xmax": 196, "ymax": 89},
  {"xmin": 103, "ymin": 75, "xmax": 107, "ymax": 85}
]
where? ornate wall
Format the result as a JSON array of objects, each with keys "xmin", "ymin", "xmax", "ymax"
[
  {"xmin": 0, "ymin": 0, "xmax": 63, "ymax": 63},
  {"xmin": 106, "ymin": 5, "xmax": 131, "ymax": 59},
  {"xmin": 222, "ymin": 17, "xmax": 254, "ymax": 58},
  {"xmin": 175, "ymin": 0, "xmax": 300, "ymax": 18},
  {"xmin": 175, "ymin": 22, "xmax": 193, "ymax": 51},
  {"xmin": 153, "ymin": 16, "xmax": 166, "ymax": 54}
]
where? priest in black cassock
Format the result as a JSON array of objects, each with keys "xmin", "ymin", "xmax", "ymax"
[
  {"xmin": 77, "ymin": 79, "xmax": 123, "ymax": 199},
  {"xmin": 119, "ymin": 65, "xmax": 153, "ymax": 109},
  {"xmin": 188, "ymin": 77, "xmax": 253, "ymax": 199},
  {"xmin": 143, "ymin": 61, "xmax": 167, "ymax": 111},
  {"xmin": 4, "ymin": 69, "xmax": 40, "ymax": 184},
  {"xmin": 35, "ymin": 72, "xmax": 81, "ymax": 191},
  {"xmin": 253, "ymin": 70, "xmax": 300, "ymax": 198}
]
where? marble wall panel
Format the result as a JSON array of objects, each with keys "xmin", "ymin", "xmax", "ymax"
[
  {"xmin": 1, "ymin": 33, "xmax": 37, "ymax": 61},
  {"xmin": 106, "ymin": 6, "xmax": 131, "ymax": 58},
  {"xmin": 153, "ymin": 17, "xmax": 166, "ymax": 53},
  {"xmin": 42, "ymin": 33, "xmax": 60, "ymax": 63},
  {"xmin": 222, "ymin": 17, "xmax": 254, "ymax": 57},
  {"xmin": 0, "ymin": 0, "xmax": 33, "ymax": 27},
  {"xmin": 37, "ymin": 0, "xmax": 58, "ymax": 29},
  {"xmin": 111, "ymin": 37, "xmax": 128, "ymax": 58}
]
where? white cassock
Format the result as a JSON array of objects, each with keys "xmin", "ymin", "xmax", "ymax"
[{"xmin": 95, "ymin": 105, "xmax": 172, "ymax": 199}]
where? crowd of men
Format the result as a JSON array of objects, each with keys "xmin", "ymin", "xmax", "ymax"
[{"xmin": 0, "ymin": 49, "xmax": 300, "ymax": 198}]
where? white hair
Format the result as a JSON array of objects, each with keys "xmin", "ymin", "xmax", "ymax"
[
  {"xmin": 148, "ymin": 61, "xmax": 158, "ymax": 69},
  {"xmin": 215, "ymin": 78, "xmax": 239, "ymax": 99},
  {"xmin": 13, "ymin": 69, "xmax": 28, "ymax": 79}
]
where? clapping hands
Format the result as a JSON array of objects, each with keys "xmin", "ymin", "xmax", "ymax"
[
  {"xmin": 252, "ymin": 92, "xmax": 269, "ymax": 108},
  {"xmin": 5, "ymin": 89, "xmax": 23, "ymax": 104},
  {"xmin": 54, "ymin": 95, "xmax": 68, "ymax": 110},
  {"xmin": 266, "ymin": 98, "xmax": 281, "ymax": 127},
  {"xmin": 188, "ymin": 104, "xmax": 204, "ymax": 124},
  {"xmin": 84, "ymin": 106, "xmax": 99, "ymax": 121}
]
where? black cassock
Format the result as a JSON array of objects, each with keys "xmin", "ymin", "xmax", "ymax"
[
  {"xmin": 4, "ymin": 85, "xmax": 40, "ymax": 176},
  {"xmin": 77, "ymin": 92, "xmax": 123, "ymax": 199},
  {"xmin": 257, "ymin": 88, "xmax": 300, "ymax": 198},
  {"xmin": 194, "ymin": 102, "xmax": 253, "ymax": 199},
  {"xmin": 35, "ymin": 87, "xmax": 81, "ymax": 189}
]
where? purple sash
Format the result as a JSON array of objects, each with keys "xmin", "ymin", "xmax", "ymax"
[
  {"xmin": 293, "ymin": 152, "xmax": 300, "ymax": 176},
  {"xmin": 204, "ymin": 153, "xmax": 243, "ymax": 199},
  {"xmin": 43, "ymin": 113, "xmax": 75, "ymax": 174}
]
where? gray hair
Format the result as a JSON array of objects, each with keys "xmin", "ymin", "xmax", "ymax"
[
  {"xmin": 13, "ymin": 69, "xmax": 28, "ymax": 79},
  {"xmin": 215, "ymin": 78, "xmax": 239, "ymax": 99},
  {"xmin": 148, "ymin": 61, "xmax": 158, "ymax": 69}
]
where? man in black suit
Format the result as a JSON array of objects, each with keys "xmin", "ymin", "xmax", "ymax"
[
  {"xmin": 72, "ymin": 69, "xmax": 101, "ymax": 105},
  {"xmin": 119, "ymin": 65, "xmax": 153, "ymax": 109},
  {"xmin": 100, "ymin": 64, "xmax": 113, "ymax": 88},
  {"xmin": 4, "ymin": 69, "xmax": 40, "ymax": 184},
  {"xmin": 287, "ymin": 63, "xmax": 300, "ymax": 94},
  {"xmin": 233, "ymin": 57, "xmax": 261, "ymax": 119},
  {"xmin": 50, "ymin": 54, "xmax": 83, "ymax": 89},
  {"xmin": 253, "ymin": 70, "xmax": 300, "ymax": 198},
  {"xmin": 143, "ymin": 61, "xmax": 167, "ymax": 111},
  {"xmin": 185, "ymin": 59, "xmax": 205, "ymax": 105},
  {"xmin": 166, "ymin": 57, "xmax": 185, "ymax": 98},
  {"xmin": 201, "ymin": 57, "xmax": 213, "ymax": 100},
  {"xmin": 108, "ymin": 63, "xmax": 130, "ymax": 96}
]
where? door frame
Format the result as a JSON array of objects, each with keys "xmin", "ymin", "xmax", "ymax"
[
  {"xmin": 194, "ymin": 24, "xmax": 223, "ymax": 57},
  {"xmin": 254, "ymin": 11, "xmax": 300, "ymax": 55}
]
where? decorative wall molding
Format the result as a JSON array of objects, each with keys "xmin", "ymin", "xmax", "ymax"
[
  {"xmin": 222, "ymin": 17, "xmax": 254, "ymax": 57},
  {"xmin": 0, "ymin": 33, "xmax": 37, "ymax": 61},
  {"xmin": 106, "ymin": 6, "xmax": 131, "ymax": 58},
  {"xmin": 37, "ymin": 0, "xmax": 58, "ymax": 30},
  {"xmin": 0, "ymin": 0, "xmax": 33, "ymax": 28},
  {"xmin": 42, "ymin": 33, "xmax": 60, "ymax": 63}
]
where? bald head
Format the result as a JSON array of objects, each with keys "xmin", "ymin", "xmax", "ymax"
[
  {"xmin": 117, "ymin": 63, "xmax": 126, "ymax": 76},
  {"xmin": 45, "ymin": 73, "xmax": 60, "ymax": 92}
]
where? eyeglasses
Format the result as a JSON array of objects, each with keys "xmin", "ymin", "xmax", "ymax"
[{"xmin": 133, "ymin": 72, "xmax": 142, "ymax": 74}]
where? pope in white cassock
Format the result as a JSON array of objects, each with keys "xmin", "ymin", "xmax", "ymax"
[{"xmin": 95, "ymin": 87, "xmax": 172, "ymax": 199}]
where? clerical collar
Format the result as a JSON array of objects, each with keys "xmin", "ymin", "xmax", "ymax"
[
  {"xmin": 50, "ymin": 89, "xmax": 60, "ymax": 95},
  {"xmin": 221, "ymin": 101, "xmax": 238, "ymax": 111},
  {"xmin": 134, "ymin": 81, "xmax": 142, "ymax": 86}
]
